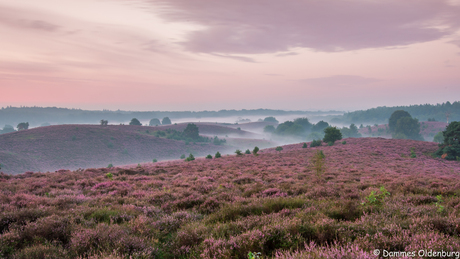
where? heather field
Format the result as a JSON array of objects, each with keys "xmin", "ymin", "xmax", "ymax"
[{"xmin": 1, "ymin": 138, "xmax": 459, "ymax": 258}]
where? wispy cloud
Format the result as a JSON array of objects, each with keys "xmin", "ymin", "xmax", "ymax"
[{"xmin": 150, "ymin": 0, "xmax": 460, "ymax": 54}]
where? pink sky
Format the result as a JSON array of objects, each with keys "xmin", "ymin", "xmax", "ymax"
[{"xmin": 1, "ymin": 0, "xmax": 460, "ymax": 111}]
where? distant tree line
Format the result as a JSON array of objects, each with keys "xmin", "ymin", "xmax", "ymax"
[
  {"xmin": 338, "ymin": 101, "xmax": 459, "ymax": 124},
  {"xmin": 0, "ymin": 106, "xmax": 333, "ymax": 127}
]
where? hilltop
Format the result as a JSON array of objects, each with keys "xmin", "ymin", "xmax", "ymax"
[
  {"xmin": 0, "ymin": 124, "xmax": 261, "ymax": 174},
  {"xmin": 0, "ymin": 138, "xmax": 459, "ymax": 258}
]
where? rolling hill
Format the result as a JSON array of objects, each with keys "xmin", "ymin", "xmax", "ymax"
[
  {"xmin": 0, "ymin": 124, "xmax": 248, "ymax": 174},
  {"xmin": 0, "ymin": 138, "xmax": 459, "ymax": 258}
]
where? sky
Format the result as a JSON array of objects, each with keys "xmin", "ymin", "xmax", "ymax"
[{"xmin": 1, "ymin": 0, "xmax": 460, "ymax": 112}]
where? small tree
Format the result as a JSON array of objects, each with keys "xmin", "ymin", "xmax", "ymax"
[
  {"xmin": 185, "ymin": 153, "xmax": 195, "ymax": 161},
  {"xmin": 245, "ymin": 149, "xmax": 251, "ymax": 154},
  {"xmin": 323, "ymin": 127, "xmax": 342, "ymax": 143},
  {"xmin": 235, "ymin": 149, "xmax": 243, "ymax": 156},
  {"xmin": 275, "ymin": 146, "xmax": 283, "ymax": 152},
  {"xmin": 302, "ymin": 143, "xmax": 308, "ymax": 148},
  {"xmin": 149, "ymin": 118, "xmax": 161, "ymax": 126},
  {"xmin": 162, "ymin": 117, "xmax": 172, "ymax": 125},
  {"xmin": 184, "ymin": 123, "xmax": 199, "ymax": 140},
  {"xmin": 206, "ymin": 154, "xmax": 212, "ymax": 159},
  {"xmin": 152, "ymin": 159, "xmax": 157, "ymax": 163},
  {"xmin": 100, "ymin": 120, "xmax": 108, "ymax": 126},
  {"xmin": 253, "ymin": 146, "xmax": 259, "ymax": 155},
  {"xmin": 215, "ymin": 151, "xmax": 222, "ymax": 158},
  {"xmin": 129, "ymin": 118, "xmax": 142, "ymax": 126}
]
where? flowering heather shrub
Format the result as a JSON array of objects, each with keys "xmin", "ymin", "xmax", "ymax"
[{"xmin": 1, "ymin": 138, "xmax": 460, "ymax": 258}]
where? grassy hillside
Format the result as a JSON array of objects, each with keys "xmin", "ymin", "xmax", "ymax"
[
  {"xmin": 0, "ymin": 138, "xmax": 459, "ymax": 258},
  {"xmin": 0, "ymin": 124, "xmax": 244, "ymax": 174}
]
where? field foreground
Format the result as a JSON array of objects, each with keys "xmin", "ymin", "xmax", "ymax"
[{"xmin": 1, "ymin": 138, "xmax": 460, "ymax": 258}]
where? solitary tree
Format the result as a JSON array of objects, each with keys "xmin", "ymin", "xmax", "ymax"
[
  {"xmin": 149, "ymin": 118, "xmax": 161, "ymax": 126},
  {"xmin": 389, "ymin": 110, "xmax": 411, "ymax": 132},
  {"xmin": 323, "ymin": 126, "xmax": 342, "ymax": 143},
  {"xmin": 129, "ymin": 118, "xmax": 142, "ymax": 126},
  {"xmin": 100, "ymin": 120, "xmax": 108, "ymax": 126},
  {"xmin": 184, "ymin": 123, "xmax": 199, "ymax": 140},
  {"xmin": 162, "ymin": 117, "xmax": 172, "ymax": 125},
  {"xmin": 17, "ymin": 122, "xmax": 29, "ymax": 130}
]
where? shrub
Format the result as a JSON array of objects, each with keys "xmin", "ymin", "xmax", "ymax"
[
  {"xmin": 152, "ymin": 159, "xmax": 157, "ymax": 163},
  {"xmin": 362, "ymin": 186, "xmax": 390, "ymax": 206},
  {"xmin": 312, "ymin": 150, "xmax": 325, "ymax": 178},
  {"xmin": 99, "ymin": 120, "xmax": 108, "ymax": 126},
  {"xmin": 302, "ymin": 143, "xmax": 308, "ymax": 148},
  {"xmin": 185, "ymin": 154, "xmax": 195, "ymax": 161},
  {"xmin": 244, "ymin": 149, "xmax": 251, "ymax": 154},
  {"xmin": 129, "ymin": 118, "xmax": 142, "ymax": 126},
  {"xmin": 323, "ymin": 127, "xmax": 342, "ymax": 143},
  {"xmin": 252, "ymin": 146, "xmax": 259, "ymax": 155},
  {"xmin": 342, "ymin": 141, "xmax": 346, "ymax": 145},
  {"xmin": 215, "ymin": 152, "xmax": 221, "ymax": 158},
  {"xmin": 275, "ymin": 146, "xmax": 283, "ymax": 152},
  {"xmin": 235, "ymin": 150, "xmax": 243, "ymax": 156},
  {"xmin": 310, "ymin": 140, "xmax": 322, "ymax": 147},
  {"xmin": 206, "ymin": 155, "xmax": 212, "ymax": 159},
  {"xmin": 410, "ymin": 148, "xmax": 416, "ymax": 158},
  {"xmin": 328, "ymin": 142, "xmax": 334, "ymax": 146}
]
